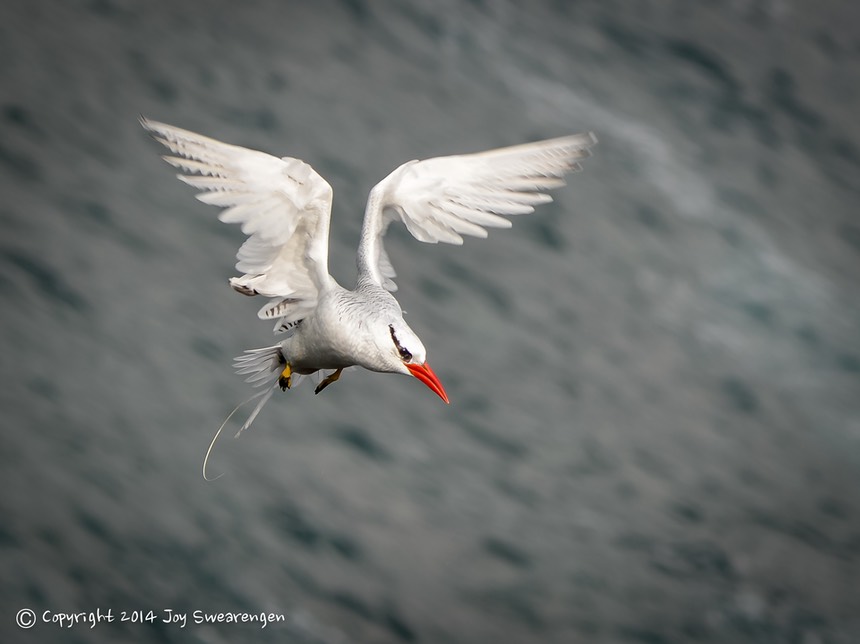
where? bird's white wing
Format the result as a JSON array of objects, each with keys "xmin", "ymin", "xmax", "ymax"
[
  {"xmin": 357, "ymin": 132, "xmax": 597, "ymax": 291},
  {"xmin": 141, "ymin": 118, "xmax": 334, "ymax": 329}
]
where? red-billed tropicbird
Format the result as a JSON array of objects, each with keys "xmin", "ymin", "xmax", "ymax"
[{"xmin": 141, "ymin": 118, "xmax": 597, "ymax": 432}]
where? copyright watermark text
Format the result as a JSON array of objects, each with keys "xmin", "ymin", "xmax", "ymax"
[{"xmin": 15, "ymin": 608, "xmax": 286, "ymax": 630}]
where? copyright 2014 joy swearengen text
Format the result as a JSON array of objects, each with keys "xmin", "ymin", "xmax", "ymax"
[{"xmin": 16, "ymin": 608, "xmax": 286, "ymax": 630}]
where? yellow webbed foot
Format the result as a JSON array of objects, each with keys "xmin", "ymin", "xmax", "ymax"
[
  {"xmin": 278, "ymin": 363, "xmax": 292, "ymax": 391},
  {"xmin": 314, "ymin": 368, "xmax": 343, "ymax": 395}
]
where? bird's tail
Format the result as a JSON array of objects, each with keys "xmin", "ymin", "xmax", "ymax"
[
  {"xmin": 231, "ymin": 345, "xmax": 306, "ymax": 434},
  {"xmin": 204, "ymin": 345, "xmax": 315, "ymax": 479}
]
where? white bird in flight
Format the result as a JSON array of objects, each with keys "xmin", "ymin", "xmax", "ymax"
[{"xmin": 142, "ymin": 118, "xmax": 597, "ymax": 432}]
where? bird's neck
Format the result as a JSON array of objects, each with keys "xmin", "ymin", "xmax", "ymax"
[
  {"xmin": 353, "ymin": 274, "xmax": 389, "ymax": 298},
  {"xmin": 355, "ymin": 186, "xmax": 386, "ymax": 286}
]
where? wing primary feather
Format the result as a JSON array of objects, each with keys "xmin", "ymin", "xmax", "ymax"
[
  {"xmin": 177, "ymin": 175, "xmax": 246, "ymax": 190},
  {"xmin": 162, "ymin": 156, "xmax": 223, "ymax": 175}
]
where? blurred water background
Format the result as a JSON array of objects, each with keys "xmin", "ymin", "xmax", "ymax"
[{"xmin": 1, "ymin": 1, "xmax": 859, "ymax": 642}]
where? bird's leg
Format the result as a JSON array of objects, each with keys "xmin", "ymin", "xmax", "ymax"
[
  {"xmin": 314, "ymin": 368, "xmax": 343, "ymax": 395},
  {"xmin": 278, "ymin": 363, "xmax": 293, "ymax": 391}
]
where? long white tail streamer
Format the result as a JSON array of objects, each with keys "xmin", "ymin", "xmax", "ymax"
[{"xmin": 202, "ymin": 386, "xmax": 275, "ymax": 481}]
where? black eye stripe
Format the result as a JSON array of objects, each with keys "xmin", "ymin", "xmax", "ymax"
[{"xmin": 389, "ymin": 324, "xmax": 413, "ymax": 362}]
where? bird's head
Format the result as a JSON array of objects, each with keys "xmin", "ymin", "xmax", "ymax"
[{"xmin": 373, "ymin": 320, "xmax": 449, "ymax": 404}]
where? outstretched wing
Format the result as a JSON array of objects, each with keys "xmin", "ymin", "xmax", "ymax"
[
  {"xmin": 357, "ymin": 132, "xmax": 597, "ymax": 291},
  {"xmin": 141, "ymin": 118, "xmax": 334, "ymax": 330}
]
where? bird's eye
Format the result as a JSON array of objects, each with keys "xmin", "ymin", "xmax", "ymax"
[{"xmin": 389, "ymin": 325, "xmax": 413, "ymax": 362}]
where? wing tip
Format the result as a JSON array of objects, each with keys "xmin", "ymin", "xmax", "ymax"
[
  {"xmin": 140, "ymin": 116, "xmax": 184, "ymax": 152},
  {"xmin": 562, "ymin": 131, "xmax": 598, "ymax": 155},
  {"xmin": 139, "ymin": 114, "xmax": 166, "ymax": 136},
  {"xmin": 565, "ymin": 131, "xmax": 597, "ymax": 148}
]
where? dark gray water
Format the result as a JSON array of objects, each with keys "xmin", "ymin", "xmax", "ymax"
[{"xmin": 2, "ymin": 1, "xmax": 859, "ymax": 642}]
